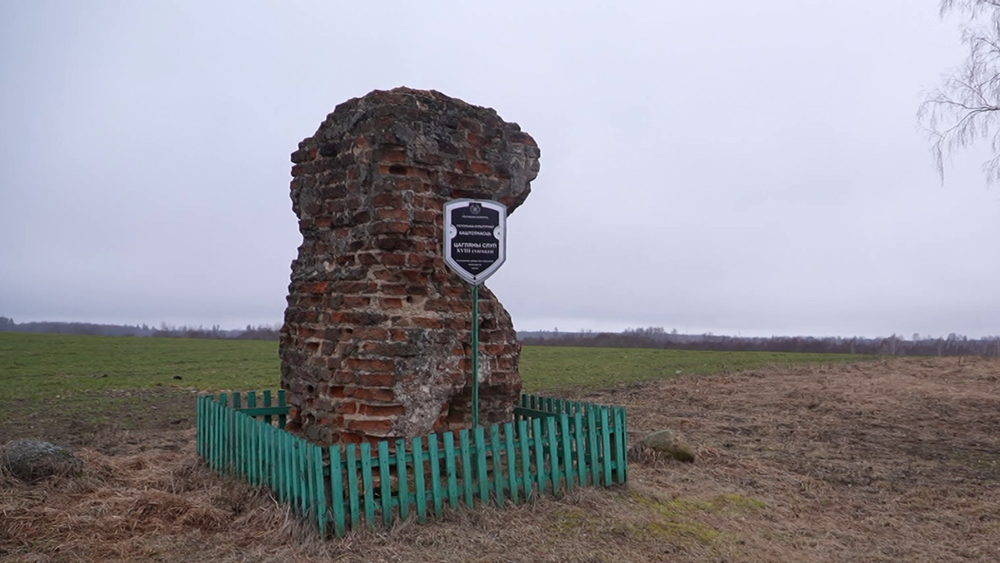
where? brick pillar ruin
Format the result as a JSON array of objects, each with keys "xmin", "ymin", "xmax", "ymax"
[{"xmin": 279, "ymin": 88, "xmax": 541, "ymax": 446}]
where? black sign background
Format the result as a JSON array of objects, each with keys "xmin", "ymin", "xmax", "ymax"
[{"xmin": 448, "ymin": 203, "xmax": 501, "ymax": 277}]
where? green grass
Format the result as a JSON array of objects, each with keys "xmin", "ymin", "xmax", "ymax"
[
  {"xmin": 0, "ymin": 333, "xmax": 280, "ymax": 401},
  {"xmin": 0, "ymin": 332, "xmax": 877, "ymax": 445},
  {"xmin": 0, "ymin": 333, "xmax": 878, "ymax": 401}
]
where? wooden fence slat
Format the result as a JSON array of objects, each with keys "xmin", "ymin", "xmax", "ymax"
[
  {"xmin": 329, "ymin": 446, "xmax": 345, "ymax": 537},
  {"xmin": 615, "ymin": 407, "xmax": 627, "ymax": 484},
  {"xmin": 360, "ymin": 442, "xmax": 375, "ymax": 526},
  {"xmin": 273, "ymin": 429, "xmax": 284, "ymax": 502},
  {"xmin": 283, "ymin": 432, "xmax": 295, "ymax": 507},
  {"xmin": 262, "ymin": 390, "xmax": 271, "ymax": 425},
  {"xmin": 427, "ymin": 434, "xmax": 442, "ymax": 518},
  {"xmin": 288, "ymin": 433, "xmax": 299, "ymax": 510},
  {"xmin": 268, "ymin": 424, "xmax": 279, "ymax": 492},
  {"xmin": 504, "ymin": 423, "xmax": 517, "ymax": 504},
  {"xmin": 574, "ymin": 411, "xmax": 586, "ymax": 487},
  {"xmin": 586, "ymin": 405, "xmax": 599, "ymax": 487},
  {"xmin": 474, "ymin": 426, "xmax": 488, "ymax": 503},
  {"xmin": 217, "ymin": 399, "xmax": 225, "ymax": 472},
  {"xmin": 517, "ymin": 419, "xmax": 531, "ymax": 500},
  {"xmin": 560, "ymin": 413, "xmax": 573, "ymax": 491},
  {"xmin": 242, "ymin": 412, "xmax": 250, "ymax": 479},
  {"xmin": 314, "ymin": 444, "xmax": 327, "ymax": 536},
  {"xmin": 546, "ymin": 416, "xmax": 560, "ymax": 495},
  {"xmin": 443, "ymin": 432, "xmax": 458, "ymax": 509},
  {"xmin": 218, "ymin": 394, "xmax": 227, "ymax": 472},
  {"xmin": 459, "ymin": 429, "xmax": 473, "ymax": 508},
  {"xmin": 297, "ymin": 438, "xmax": 308, "ymax": 517},
  {"xmin": 412, "ymin": 436, "xmax": 427, "ymax": 523},
  {"xmin": 257, "ymin": 418, "xmax": 267, "ymax": 488},
  {"xmin": 255, "ymin": 413, "xmax": 264, "ymax": 486},
  {"xmin": 243, "ymin": 408, "xmax": 253, "ymax": 485},
  {"xmin": 195, "ymin": 396, "xmax": 203, "ymax": 457},
  {"xmin": 490, "ymin": 424, "xmax": 503, "ymax": 505},
  {"xmin": 212, "ymin": 399, "xmax": 219, "ymax": 471},
  {"xmin": 238, "ymin": 413, "xmax": 246, "ymax": 478},
  {"xmin": 532, "ymin": 417, "xmax": 546, "ymax": 494},
  {"xmin": 307, "ymin": 444, "xmax": 322, "ymax": 533},
  {"xmin": 378, "ymin": 441, "xmax": 392, "ymax": 526},
  {"xmin": 201, "ymin": 396, "xmax": 208, "ymax": 463},
  {"xmin": 600, "ymin": 407, "xmax": 612, "ymax": 486},
  {"xmin": 238, "ymin": 406, "xmax": 246, "ymax": 480},
  {"xmin": 345, "ymin": 444, "xmax": 360, "ymax": 530},
  {"xmin": 396, "ymin": 439, "xmax": 409, "ymax": 521}
]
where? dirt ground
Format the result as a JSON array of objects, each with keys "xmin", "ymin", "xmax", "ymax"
[{"xmin": 2, "ymin": 357, "xmax": 999, "ymax": 563}]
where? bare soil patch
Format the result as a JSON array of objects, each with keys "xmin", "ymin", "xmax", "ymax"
[{"xmin": 3, "ymin": 357, "xmax": 999, "ymax": 562}]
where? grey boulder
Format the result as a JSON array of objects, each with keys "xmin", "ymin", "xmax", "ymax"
[
  {"xmin": 2, "ymin": 439, "xmax": 83, "ymax": 481},
  {"xmin": 639, "ymin": 428, "xmax": 695, "ymax": 463}
]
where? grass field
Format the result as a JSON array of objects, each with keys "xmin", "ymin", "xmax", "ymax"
[
  {"xmin": 0, "ymin": 332, "xmax": 876, "ymax": 400},
  {"xmin": 0, "ymin": 332, "xmax": 874, "ymax": 446},
  {"xmin": 2, "ymin": 332, "xmax": 998, "ymax": 562},
  {"xmin": 0, "ymin": 331, "xmax": 874, "ymax": 454}
]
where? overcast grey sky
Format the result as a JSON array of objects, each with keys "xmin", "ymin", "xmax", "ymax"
[{"xmin": 2, "ymin": 1, "xmax": 998, "ymax": 338}]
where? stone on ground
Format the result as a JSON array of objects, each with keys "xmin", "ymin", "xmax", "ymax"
[
  {"xmin": 2, "ymin": 439, "xmax": 83, "ymax": 481},
  {"xmin": 639, "ymin": 428, "xmax": 695, "ymax": 463}
]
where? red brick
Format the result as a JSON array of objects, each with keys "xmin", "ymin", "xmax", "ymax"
[
  {"xmin": 413, "ymin": 210, "xmax": 436, "ymax": 223},
  {"xmin": 352, "ymin": 327, "xmax": 388, "ymax": 340},
  {"xmin": 379, "ymin": 297, "xmax": 404, "ymax": 309},
  {"xmin": 346, "ymin": 418, "xmax": 393, "ymax": 436},
  {"xmin": 360, "ymin": 373, "xmax": 396, "ymax": 386},
  {"xmin": 339, "ymin": 432, "xmax": 364, "ymax": 444},
  {"xmin": 406, "ymin": 254, "xmax": 436, "ymax": 268},
  {"xmin": 376, "ymin": 207, "xmax": 410, "ymax": 220},
  {"xmin": 379, "ymin": 283, "xmax": 408, "ymax": 296},
  {"xmin": 345, "ymin": 358, "xmax": 395, "ymax": 372},
  {"xmin": 331, "ymin": 369, "xmax": 356, "ymax": 384},
  {"xmin": 341, "ymin": 295, "xmax": 371, "ymax": 308},
  {"xmin": 410, "ymin": 225, "xmax": 436, "ymax": 238},
  {"xmin": 357, "ymin": 403, "xmax": 405, "ymax": 417},
  {"xmin": 299, "ymin": 282, "xmax": 329, "ymax": 294},
  {"xmin": 371, "ymin": 221, "xmax": 411, "ymax": 235},
  {"xmin": 335, "ymin": 401, "xmax": 359, "ymax": 414},
  {"xmin": 379, "ymin": 253, "xmax": 406, "ymax": 266},
  {"xmin": 345, "ymin": 386, "xmax": 395, "ymax": 402},
  {"xmin": 372, "ymin": 192, "xmax": 406, "ymax": 207},
  {"xmin": 381, "ymin": 148, "xmax": 406, "ymax": 163}
]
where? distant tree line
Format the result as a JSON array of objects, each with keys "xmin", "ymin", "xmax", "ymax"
[
  {"xmin": 0, "ymin": 316, "xmax": 280, "ymax": 341},
  {"xmin": 4, "ymin": 315, "xmax": 999, "ymax": 356},
  {"xmin": 518, "ymin": 327, "xmax": 1000, "ymax": 358}
]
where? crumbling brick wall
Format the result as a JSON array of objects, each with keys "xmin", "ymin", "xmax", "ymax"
[{"xmin": 280, "ymin": 88, "xmax": 540, "ymax": 446}]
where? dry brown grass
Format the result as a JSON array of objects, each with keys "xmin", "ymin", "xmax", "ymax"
[{"xmin": 3, "ymin": 357, "xmax": 999, "ymax": 562}]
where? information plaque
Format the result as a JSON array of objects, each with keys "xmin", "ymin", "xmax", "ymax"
[{"xmin": 443, "ymin": 199, "xmax": 507, "ymax": 285}]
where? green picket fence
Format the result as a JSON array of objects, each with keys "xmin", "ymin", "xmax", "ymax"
[{"xmin": 196, "ymin": 391, "xmax": 627, "ymax": 537}]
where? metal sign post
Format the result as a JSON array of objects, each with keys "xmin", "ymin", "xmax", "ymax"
[{"xmin": 442, "ymin": 199, "xmax": 507, "ymax": 427}]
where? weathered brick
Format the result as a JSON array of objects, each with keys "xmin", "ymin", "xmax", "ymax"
[
  {"xmin": 344, "ymin": 358, "xmax": 396, "ymax": 372},
  {"xmin": 357, "ymin": 403, "xmax": 405, "ymax": 417},
  {"xmin": 345, "ymin": 418, "xmax": 393, "ymax": 436},
  {"xmin": 345, "ymin": 386, "xmax": 395, "ymax": 402}
]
